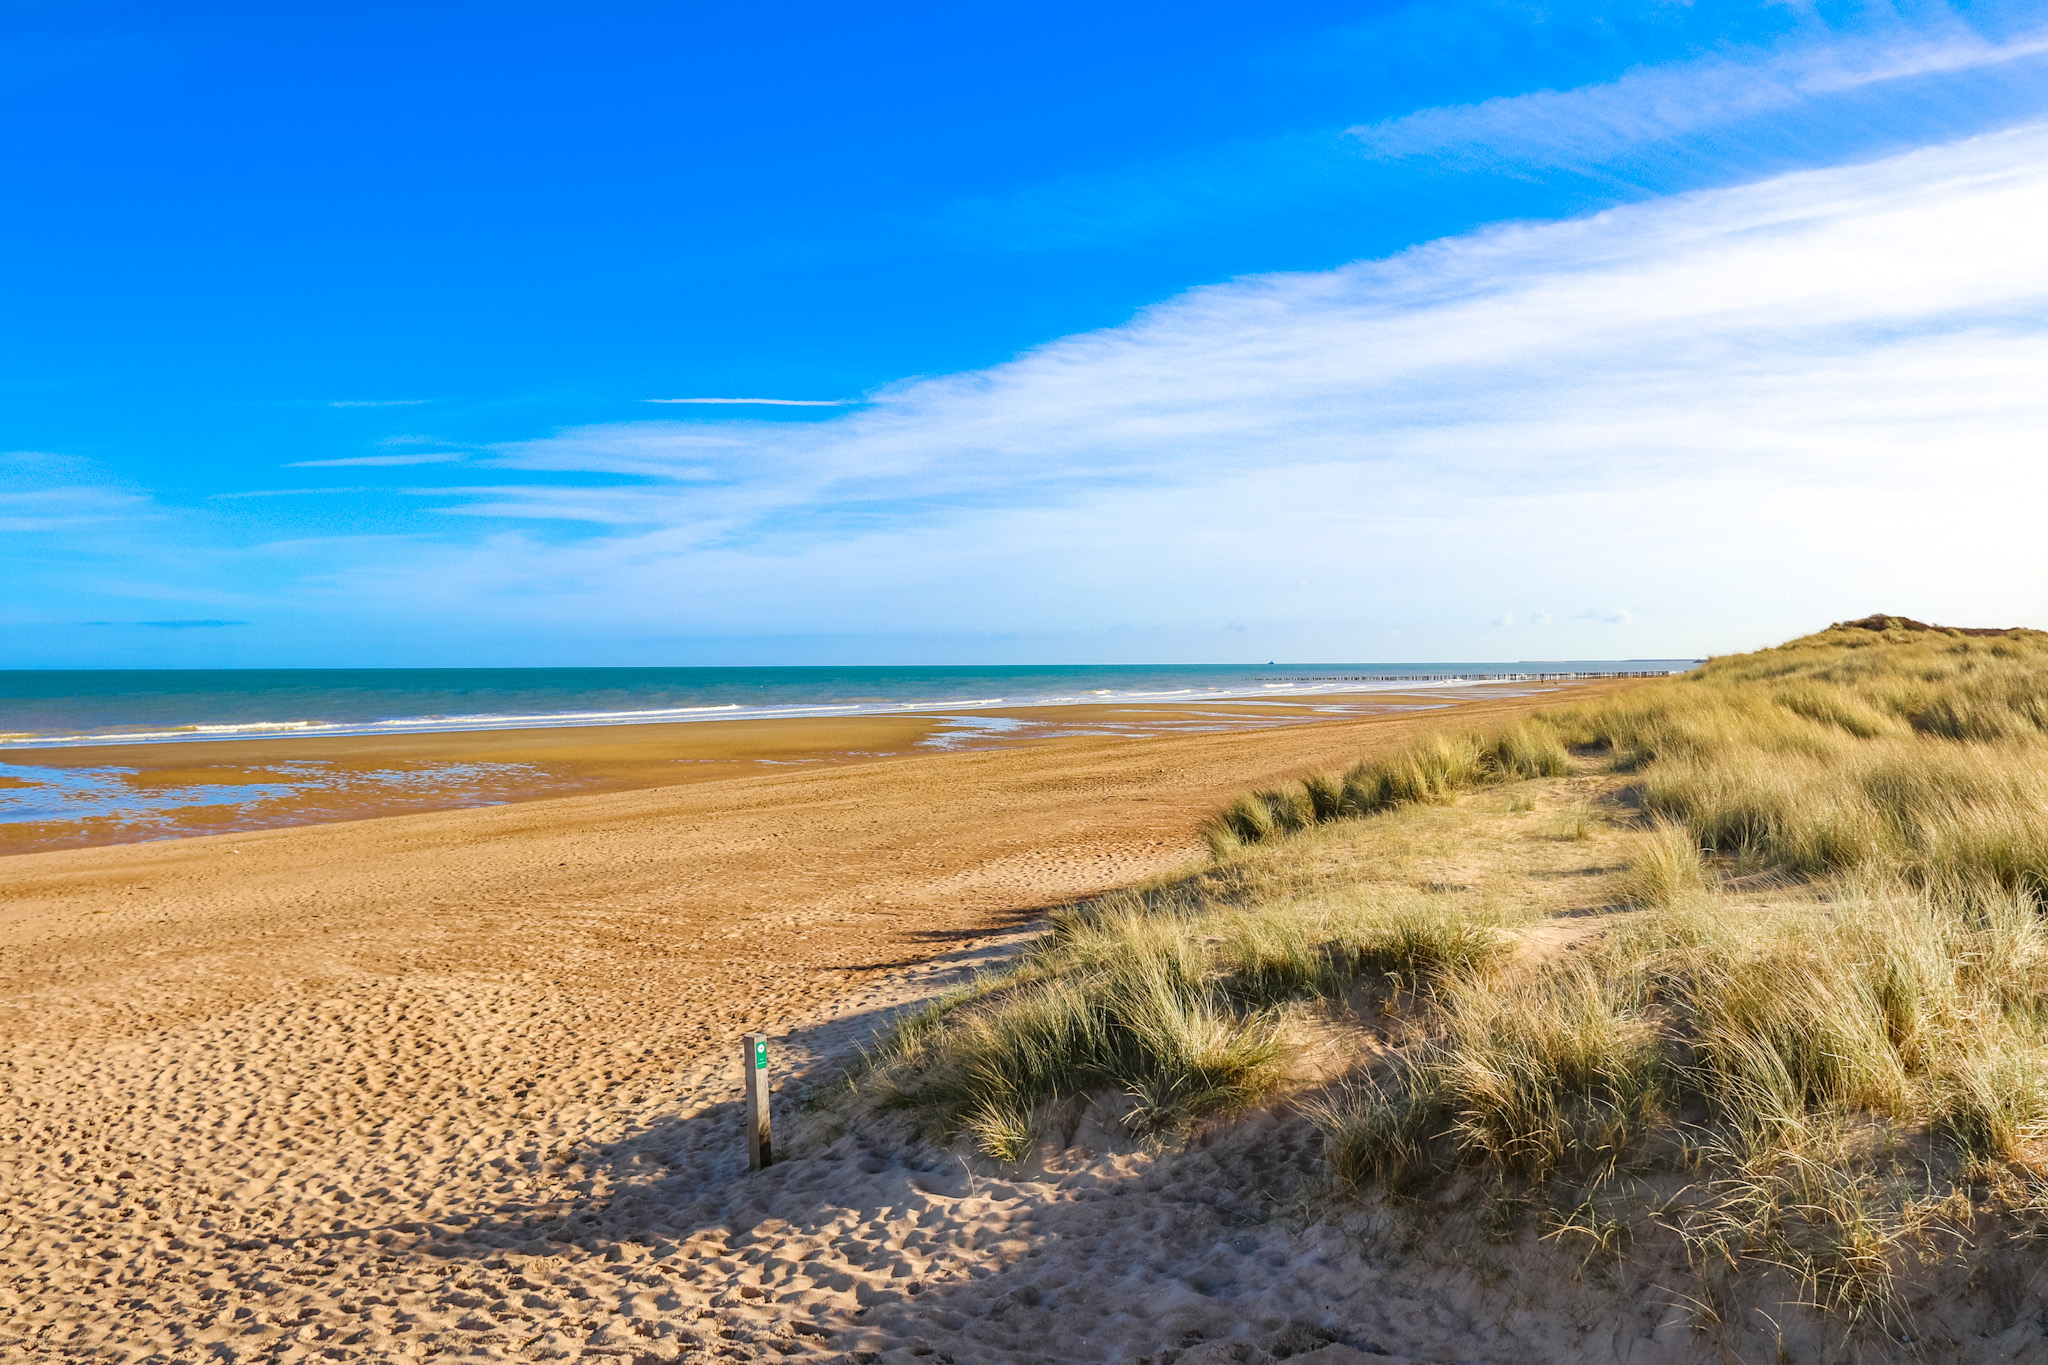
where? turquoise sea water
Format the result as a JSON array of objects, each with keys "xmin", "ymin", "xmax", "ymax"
[{"xmin": 0, "ymin": 662, "xmax": 1696, "ymax": 749}]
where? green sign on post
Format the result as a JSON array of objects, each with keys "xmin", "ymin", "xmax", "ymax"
[{"xmin": 742, "ymin": 1032, "xmax": 774, "ymax": 1170}]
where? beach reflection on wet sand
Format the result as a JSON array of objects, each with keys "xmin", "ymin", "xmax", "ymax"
[{"xmin": 0, "ymin": 693, "xmax": 1472, "ymax": 855}]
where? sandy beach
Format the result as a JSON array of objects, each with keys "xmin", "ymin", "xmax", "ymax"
[{"xmin": 1, "ymin": 682, "xmax": 1622, "ymax": 1363}]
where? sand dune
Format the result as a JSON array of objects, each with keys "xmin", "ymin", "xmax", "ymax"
[{"xmin": 1, "ymin": 686, "xmax": 1627, "ymax": 1362}]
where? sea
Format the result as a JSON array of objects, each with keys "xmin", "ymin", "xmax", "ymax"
[{"xmin": 0, "ymin": 662, "xmax": 1698, "ymax": 750}]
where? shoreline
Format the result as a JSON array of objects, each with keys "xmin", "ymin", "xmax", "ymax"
[
  {"xmin": 0, "ymin": 688, "xmax": 1537, "ymax": 857},
  {"xmin": 0, "ymin": 664, "xmax": 1693, "ymax": 751}
]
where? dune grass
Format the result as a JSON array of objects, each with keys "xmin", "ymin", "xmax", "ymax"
[
  {"xmin": 866, "ymin": 906, "xmax": 1294, "ymax": 1160},
  {"xmin": 1208, "ymin": 617, "xmax": 2048, "ymax": 895},
  {"xmin": 863, "ymin": 884, "xmax": 1502, "ymax": 1160},
  {"xmin": 853, "ymin": 616, "xmax": 2048, "ymax": 1329},
  {"xmin": 1203, "ymin": 720, "xmax": 1572, "ymax": 858}
]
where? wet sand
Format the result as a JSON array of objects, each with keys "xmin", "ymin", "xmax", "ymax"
[
  {"xmin": 0, "ymin": 693, "xmax": 1465, "ymax": 856},
  {"xmin": 0, "ymin": 681, "xmax": 1628, "ymax": 1362}
]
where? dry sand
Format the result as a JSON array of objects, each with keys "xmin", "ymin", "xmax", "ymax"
[{"xmin": 0, "ymin": 682, "xmax": 1722, "ymax": 1364}]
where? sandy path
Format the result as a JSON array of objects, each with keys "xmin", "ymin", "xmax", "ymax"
[{"xmin": 0, "ymin": 687, "xmax": 1610, "ymax": 1363}]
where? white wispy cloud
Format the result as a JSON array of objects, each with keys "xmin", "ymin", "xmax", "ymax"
[
  {"xmin": 312, "ymin": 122, "xmax": 2048, "ymax": 656},
  {"xmin": 0, "ymin": 485, "xmax": 150, "ymax": 533},
  {"xmin": 287, "ymin": 453, "xmax": 466, "ymax": 467},
  {"xmin": 0, "ymin": 452, "xmax": 152, "ymax": 533},
  {"xmin": 212, "ymin": 487, "xmax": 381, "ymax": 499},
  {"xmin": 85, "ymin": 619, "xmax": 249, "ymax": 629},
  {"xmin": 645, "ymin": 397, "xmax": 856, "ymax": 406},
  {"xmin": 1349, "ymin": 22, "xmax": 2048, "ymax": 167},
  {"xmin": 926, "ymin": 7, "xmax": 2048, "ymax": 257}
]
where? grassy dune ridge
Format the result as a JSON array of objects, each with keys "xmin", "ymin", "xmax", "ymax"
[{"xmin": 851, "ymin": 617, "xmax": 2048, "ymax": 1327}]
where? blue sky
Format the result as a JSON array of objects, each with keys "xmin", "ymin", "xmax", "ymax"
[{"xmin": 6, "ymin": 0, "xmax": 2048, "ymax": 667}]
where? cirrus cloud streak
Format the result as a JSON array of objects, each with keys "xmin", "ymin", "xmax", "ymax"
[{"xmin": 304, "ymin": 122, "xmax": 2048, "ymax": 658}]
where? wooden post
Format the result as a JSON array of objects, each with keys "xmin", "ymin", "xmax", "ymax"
[{"xmin": 743, "ymin": 1033, "xmax": 773, "ymax": 1170}]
